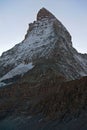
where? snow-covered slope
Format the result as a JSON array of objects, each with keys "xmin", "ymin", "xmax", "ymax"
[
  {"xmin": 0, "ymin": 63, "xmax": 34, "ymax": 82},
  {"xmin": 0, "ymin": 8, "xmax": 87, "ymax": 83},
  {"xmin": 0, "ymin": 18, "xmax": 56, "ymax": 67}
]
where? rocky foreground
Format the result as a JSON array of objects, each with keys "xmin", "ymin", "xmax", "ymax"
[{"xmin": 0, "ymin": 74, "xmax": 87, "ymax": 130}]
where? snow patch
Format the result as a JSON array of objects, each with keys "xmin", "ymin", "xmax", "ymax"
[
  {"xmin": 74, "ymin": 54, "xmax": 87, "ymax": 76},
  {"xmin": 0, "ymin": 63, "xmax": 34, "ymax": 81},
  {"xmin": 0, "ymin": 82, "xmax": 6, "ymax": 87}
]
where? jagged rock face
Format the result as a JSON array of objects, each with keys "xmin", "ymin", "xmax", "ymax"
[
  {"xmin": 37, "ymin": 8, "xmax": 56, "ymax": 20},
  {"xmin": 0, "ymin": 8, "xmax": 87, "ymax": 81},
  {"xmin": 0, "ymin": 76, "xmax": 87, "ymax": 130}
]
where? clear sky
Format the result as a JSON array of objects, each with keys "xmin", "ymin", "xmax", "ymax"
[{"xmin": 0, "ymin": 0, "xmax": 87, "ymax": 55}]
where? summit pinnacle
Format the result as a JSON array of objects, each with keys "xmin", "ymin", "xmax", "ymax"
[{"xmin": 37, "ymin": 8, "xmax": 56, "ymax": 20}]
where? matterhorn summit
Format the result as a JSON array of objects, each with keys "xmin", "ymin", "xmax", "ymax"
[
  {"xmin": 0, "ymin": 8, "xmax": 87, "ymax": 84},
  {"xmin": 37, "ymin": 7, "xmax": 57, "ymax": 20}
]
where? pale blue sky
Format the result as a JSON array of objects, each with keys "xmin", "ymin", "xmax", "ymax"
[{"xmin": 0, "ymin": 0, "xmax": 87, "ymax": 55}]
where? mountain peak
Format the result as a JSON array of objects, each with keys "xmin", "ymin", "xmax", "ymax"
[
  {"xmin": 37, "ymin": 8, "xmax": 56, "ymax": 20},
  {"xmin": 0, "ymin": 8, "xmax": 87, "ymax": 82}
]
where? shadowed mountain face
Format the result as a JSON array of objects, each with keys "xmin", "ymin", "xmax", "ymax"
[
  {"xmin": 0, "ymin": 8, "xmax": 87, "ymax": 130},
  {"xmin": 0, "ymin": 74, "xmax": 87, "ymax": 130}
]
